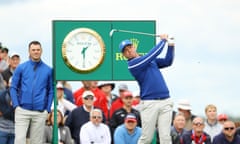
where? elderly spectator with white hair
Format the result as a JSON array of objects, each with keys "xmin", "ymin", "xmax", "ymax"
[{"xmin": 80, "ymin": 108, "xmax": 111, "ymax": 144}]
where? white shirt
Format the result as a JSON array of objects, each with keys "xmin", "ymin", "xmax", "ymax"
[
  {"xmin": 204, "ymin": 120, "xmax": 222, "ymax": 142},
  {"xmin": 80, "ymin": 121, "xmax": 111, "ymax": 144},
  {"xmin": 51, "ymin": 98, "xmax": 77, "ymax": 115}
]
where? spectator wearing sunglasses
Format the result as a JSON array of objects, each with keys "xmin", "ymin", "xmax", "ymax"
[
  {"xmin": 213, "ymin": 120, "xmax": 240, "ymax": 144},
  {"xmin": 65, "ymin": 91, "xmax": 106, "ymax": 144},
  {"xmin": 51, "ymin": 82, "xmax": 76, "ymax": 117},
  {"xmin": 181, "ymin": 117, "xmax": 211, "ymax": 144},
  {"xmin": 80, "ymin": 108, "xmax": 111, "ymax": 144}
]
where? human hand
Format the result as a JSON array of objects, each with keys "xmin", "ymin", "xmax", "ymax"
[
  {"xmin": 160, "ymin": 34, "xmax": 168, "ymax": 40},
  {"xmin": 14, "ymin": 106, "xmax": 19, "ymax": 113}
]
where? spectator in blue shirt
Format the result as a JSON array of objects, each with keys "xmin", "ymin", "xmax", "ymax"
[{"xmin": 114, "ymin": 113, "xmax": 141, "ymax": 144}]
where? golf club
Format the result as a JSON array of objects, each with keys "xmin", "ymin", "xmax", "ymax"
[{"xmin": 109, "ymin": 29, "xmax": 174, "ymax": 40}]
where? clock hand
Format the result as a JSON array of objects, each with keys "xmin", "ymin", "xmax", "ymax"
[{"xmin": 81, "ymin": 46, "xmax": 88, "ymax": 68}]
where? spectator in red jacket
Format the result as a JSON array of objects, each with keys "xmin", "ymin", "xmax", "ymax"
[{"xmin": 109, "ymin": 83, "xmax": 129, "ymax": 118}]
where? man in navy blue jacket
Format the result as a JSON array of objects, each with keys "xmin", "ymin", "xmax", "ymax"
[
  {"xmin": 213, "ymin": 120, "xmax": 240, "ymax": 144},
  {"xmin": 119, "ymin": 34, "xmax": 174, "ymax": 144},
  {"xmin": 10, "ymin": 41, "xmax": 53, "ymax": 144}
]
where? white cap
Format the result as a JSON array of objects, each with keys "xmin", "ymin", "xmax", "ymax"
[
  {"xmin": 10, "ymin": 52, "xmax": 20, "ymax": 58},
  {"xmin": 177, "ymin": 99, "xmax": 191, "ymax": 110},
  {"xmin": 82, "ymin": 90, "xmax": 95, "ymax": 98},
  {"xmin": 118, "ymin": 83, "xmax": 128, "ymax": 91},
  {"xmin": 56, "ymin": 82, "xmax": 63, "ymax": 89}
]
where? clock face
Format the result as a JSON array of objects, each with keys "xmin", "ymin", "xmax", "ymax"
[{"xmin": 62, "ymin": 28, "xmax": 105, "ymax": 73}]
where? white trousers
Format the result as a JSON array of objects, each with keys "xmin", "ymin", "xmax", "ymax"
[
  {"xmin": 14, "ymin": 107, "xmax": 48, "ymax": 144},
  {"xmin": 138, "ymin": 98, "xmax": 173, "ymax": 144}
]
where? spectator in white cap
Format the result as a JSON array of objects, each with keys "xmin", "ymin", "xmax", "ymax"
[
  {"xmin": 177, "ymin": 99, "xmax": 196, "ymax": 130},
  {"xmin": 1, "ymin": 52, "xmax": 20, "ymax": 88},
  {"xmin": 73, "ymin": 81, "xmax": 108, "ymax": 120},
  {"xmin": 51, "ymin": 82, "xmax": 76, "ymax": 117}
]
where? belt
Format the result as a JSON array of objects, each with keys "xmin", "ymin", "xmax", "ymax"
[
  {"xmin": 142, "ymin": 96, "xmax": 169, "ymax": 100},
  {"xmin": 37, "ymin": 110, "xmax": 45, "ymax": 112}
]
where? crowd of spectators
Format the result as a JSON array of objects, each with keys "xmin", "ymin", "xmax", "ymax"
[{"xmin": 1, "ymin": 41, "xmax": 240, "ymax": 144}]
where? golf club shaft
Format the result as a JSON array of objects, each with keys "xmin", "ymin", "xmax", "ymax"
[
  {"xmin": 110, "ymin": 29, "xmax": 174, "ymax": 40},
  {"xmin": 116, "ymin": 29, "xmax": 160, "ymax": 37}
]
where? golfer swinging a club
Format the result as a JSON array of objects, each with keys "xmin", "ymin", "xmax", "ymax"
[{"xmin": 119, "ymin": 34, "xmax": 174, "ymax": 144}]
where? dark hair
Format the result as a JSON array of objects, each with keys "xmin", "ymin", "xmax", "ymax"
[
  {"xmin": 47, "ymin": 110, "xmax": 64, "ymax": 126},
  {"xmin": 1, "ymin": 47, "xmax": 9, "ymax": 53},
  {"xmin": 28, "ymin": 41, "xmax": 41, "ymax": 49}
]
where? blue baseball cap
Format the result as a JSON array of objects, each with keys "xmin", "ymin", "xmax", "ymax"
[{"xmin": 119, "ymin": 39, "xmax": 132, "ymax": 52}]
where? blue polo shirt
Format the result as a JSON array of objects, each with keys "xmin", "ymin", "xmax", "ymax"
[{"xmin": 114, "ymin": 124, "xmax": 141, "ymax": 144}]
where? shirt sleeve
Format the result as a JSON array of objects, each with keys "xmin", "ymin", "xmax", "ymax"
[
  {"xmin": 61, "ymin": 98, "xmax": 77, "ymax": 111},
  {"xmin": 63, "ymin": 126, "xmax": 74, "ymax": 144},
  {"xmin": 46, "ymin": 68, "xmax": 54, "ymax": 112},
  {"xmin": 105, "ymin": 125, "xmax": 111, "ymax": 144},
  {"xmin": 80, "ymin": 124, "xmax": 92, "ymax": 144},
  {"xmin": 10, "ymin": 66, "xmax": 21, "ymax": 108},
  {"xmin": 155, "ymin": 45, "xmax": 174, "ymax": 68},
  {"xmin": 128, "ymin": 39, "xmax": 167, "ymax": 70},
  {"xmin": 114, "ymin": 126, "xmax": 125, "ymax": 144}
]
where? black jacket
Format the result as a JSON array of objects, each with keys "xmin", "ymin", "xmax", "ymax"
[
  {"xmin": 0, "ymin": 89, "xmax": 14, "ymax": 121},
  {"xmin": 1, "ymin": 67, "xmax": 12, "ymax": 88}
]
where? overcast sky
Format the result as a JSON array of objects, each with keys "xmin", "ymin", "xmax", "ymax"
[{"xmin": 1, "ymin": 0, "xmax": 240, "ymax": 117}]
